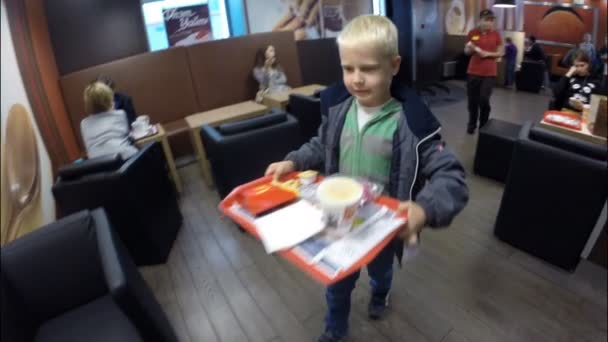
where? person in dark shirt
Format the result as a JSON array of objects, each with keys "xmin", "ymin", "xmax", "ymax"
[
  {"xmin": 551, "ymin": 50, "xmax": 600, "ymax": 111},
  {"xmin": 504, "ymin": 37, "xmax": 517, "ymax": 87},
  {"xmin": 523, "ymin": 36, "xmax": 546, "ymax": 62},
  {"xmin": 524, "ymin": 35, "xmax": 550, "ymax": 90},
  {"xmin": 95, "ymin": 75, "xmax": 137, "ymax": 125}
]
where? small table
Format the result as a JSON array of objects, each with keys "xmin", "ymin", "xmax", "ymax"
[
  {"xmin": 134, "ymin": 124, "xmax": 183, "ymax": 193},
  {"xmin": 540, "ymin": 109, "xmax": 607, "ymax": 145},
  {"xmin": 186, "ymin": 101, "xmax": 268, "ymax": 186},
  {"xmin": 262, "ymin": 84, "xmax": 325, "ymax": 110}
]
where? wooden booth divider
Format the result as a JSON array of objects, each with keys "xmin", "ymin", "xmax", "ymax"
[{"xmin": 59, "ymin": 31, "xmax": 303, "ymax": 159}]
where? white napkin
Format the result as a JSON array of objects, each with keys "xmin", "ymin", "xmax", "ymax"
[{"xmin": 255, "ymin": 200, "xmax": 325, "ymax": 253}]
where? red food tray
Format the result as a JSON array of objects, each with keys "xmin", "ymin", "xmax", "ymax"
[
  {"xmin": 238, "ymin": 183, "xmax": 297, "ymax": 216},
  {"xmin": 543, "ymin": 111, "xmax": 582, "ymax": 131},
  {"xmin": 219, "ymin": 173, "xmax": 407, "ymax": 285}
]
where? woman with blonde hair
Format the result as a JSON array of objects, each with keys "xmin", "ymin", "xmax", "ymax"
[{"xmin": 80, "ymin": 81, "xmax": 138, "ymax": 160}]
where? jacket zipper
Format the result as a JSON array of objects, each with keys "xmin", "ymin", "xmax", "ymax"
[{"xmin": 409, "ymin": 126, "xmax": 442, "ymax": 201}]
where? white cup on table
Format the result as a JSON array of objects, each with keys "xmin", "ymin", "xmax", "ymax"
[{"xmin": 131, "ymin": 115, "xmax": 151, "ymax": 135}]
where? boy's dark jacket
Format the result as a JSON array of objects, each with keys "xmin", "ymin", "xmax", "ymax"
[{"xmin": 286, "ymin": 81, "xmax": 469, "ymax": 264}]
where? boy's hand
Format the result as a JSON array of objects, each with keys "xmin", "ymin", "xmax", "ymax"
[
  {"xmin": 395, "ymin": 201, "xmax": 427, "ymax": 245},
  {"xmin": 265, "ymin": 160, "xmax": 295, "ymax": 181}
]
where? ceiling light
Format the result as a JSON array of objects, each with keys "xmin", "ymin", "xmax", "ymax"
[{"xmin": 493, "ymin": 0, "xmax": 516, "ymax": 8}]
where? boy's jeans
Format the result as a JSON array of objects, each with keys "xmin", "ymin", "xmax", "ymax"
[{"xmin": 324, "ymin": 241, "xmax": 395, "ymax": 336}]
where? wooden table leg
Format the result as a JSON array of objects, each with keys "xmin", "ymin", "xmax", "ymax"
[
  {"xmin": 160, "ymin": 136, "xmax": 183, "ymax": 193},
  {"xmin": 189, "ymin": 128, "xmax": 213, "ymax": 187}
]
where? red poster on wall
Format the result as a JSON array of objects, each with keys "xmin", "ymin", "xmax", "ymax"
[{"xmin": 163, "ymin": 4, "xmax": 212, "ymax": 47}]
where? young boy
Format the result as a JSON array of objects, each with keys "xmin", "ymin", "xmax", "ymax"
[{"xmin": 265, "ymin": 15, "xmax": 468, "ymax": 342}]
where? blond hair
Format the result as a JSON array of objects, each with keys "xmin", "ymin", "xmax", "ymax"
[
  {"xmin": 84, "ymin": 81, "xmax": 114, "ymax": 114},
  {"xmin": 337, "ymin": 15, "xmax": 399, "ymax": 58}
]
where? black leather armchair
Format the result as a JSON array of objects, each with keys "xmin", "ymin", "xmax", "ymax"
[
  {"xmin": 201, "ymin": 111, "xmax": 301, "ymax": 199},
  {"xmin": 1, "ymin": 209, "xmax": 178, "ymax": 342},
  {"xmin": 495, "ymin": 122, "xmax": 608, "ymax": 271},
  {"xmin": 52, "ymin": 142, "xmax": 182, "ymax": 266},
  {"xmin": 287, "ymin": 93, "xmax": 321, "ymax": 144},
  {"xmin": 516, "ymin": 60, "xmax": 545, "ymax": 93}
]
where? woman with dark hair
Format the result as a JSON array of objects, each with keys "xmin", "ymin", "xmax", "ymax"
[
  {"xmin": 252, "ymin": 45, "xmax": 290, "ymax": 101},
  {"xmin": 551, "ymin": 50, "xmax": 600, "ymax": 111}
]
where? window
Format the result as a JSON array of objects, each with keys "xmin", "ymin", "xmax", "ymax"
[
  {"xmin": 373, "ymin": 0, "xmax": 387, "ymax": 16},
  {"xmin": 142, "ymin": 0, "xmax": 230, "ymax": 51}
]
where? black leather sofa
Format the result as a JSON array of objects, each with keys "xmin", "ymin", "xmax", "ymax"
[
  {"xmin": 1, "ymin": 209, "xmax": 178, "ymax": 342},
  {"xmin": 201, "ymin": 111, "xmax": 301, "ymax": 199},
  {"xmin": 494, "ymin": 122, "xmax": 608, "ymax": 271},
  {"xmin": 516, "ymin": 60, "xmax": 545, "ymax": 93},
  {"xmin": 52, "ymin": 142, "xmax": 182, "ymax": 266},
  {"xmin": 287, "ymin": 92, "xmax": 321, "ymax": 144}
]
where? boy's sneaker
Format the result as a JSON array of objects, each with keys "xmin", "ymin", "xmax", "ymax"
[
  {"xmin": 368, "ymin": 293, "xmax": 389, "ymax": 320},
  {"xmin": 318, "ymin": 331, "xmax": 345, "ymax": 342}
]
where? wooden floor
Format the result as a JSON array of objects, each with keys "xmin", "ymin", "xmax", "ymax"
[{"xmin": 140, "ymin": 82, "xmax": 607, "ymax": 342}]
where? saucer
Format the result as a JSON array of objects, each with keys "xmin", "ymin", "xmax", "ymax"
[{"xmin": 131, "ymin": 125, "xmax": 158, "ymax": 140}]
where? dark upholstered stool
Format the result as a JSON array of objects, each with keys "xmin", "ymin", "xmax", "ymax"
[{"xmin": 474, "ymin": 119, "xmax": 522, "ymax": 183}]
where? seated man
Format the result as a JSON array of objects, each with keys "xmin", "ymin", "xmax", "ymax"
[
  {"xmin": 96, "ymin": 75, "xmax": 137, "ymax": 125},
  {"xmin": 81, "ymin": 82, "xmax": 138, "ymax": 160},
  {"xmin": 523, "ymin": 36, "xmax": 546, "ymax": 62}
]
